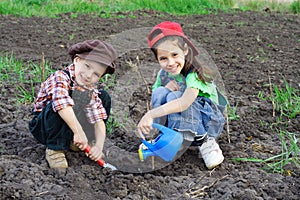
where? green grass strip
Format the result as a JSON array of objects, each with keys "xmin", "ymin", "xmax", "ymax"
[{"xmin": 0, "ymin": 0, "xmax": 299, "ymax": 17}]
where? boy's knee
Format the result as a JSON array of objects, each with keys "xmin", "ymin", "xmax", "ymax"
[
  {"xmin": 99, "ymin": 90, "xmax": 111, "ymax": 106},
  {"xmin": 98, "ymin": 90, "xmax": 111, "ymax": 119}
]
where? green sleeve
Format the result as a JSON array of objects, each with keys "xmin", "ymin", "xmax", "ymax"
[
  {"xmin": 186, "ymin": 72, "xmax": 219, "ymax": 104},
  {"xmin": 152, "ymin": 69, "xmax": 162, "ymax": 91}
]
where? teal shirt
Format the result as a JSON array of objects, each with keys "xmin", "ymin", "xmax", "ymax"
[{"xmin": 152, "ymin": 70, "xmax": 219, "ymax": 104}]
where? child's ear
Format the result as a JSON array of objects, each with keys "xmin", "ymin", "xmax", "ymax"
[
  {"xmin": 183, "ymin": 43, "xmax": 189, "ymax": 56},
  {"xmin": 73, "ymin": 56, "xmax": 80, "ymax": 64}
]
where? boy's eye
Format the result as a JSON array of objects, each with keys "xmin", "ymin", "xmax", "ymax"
[
  {"xmin": 158, "ymin": 57, "xmax": 167, "ymax": 61},
  {"xmin": 85, "ymin": 64, "xmax": 90, "ymax": 68},
  {"xmin": 94, "ymin": 72, "xmax": 101, "ymax": 77},
  {"xmin": 172, "ymin": 53, "xmax": 178, "ymax": 57}
]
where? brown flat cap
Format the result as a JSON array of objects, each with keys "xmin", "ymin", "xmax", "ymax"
[{"xmin": 68, "ymin": 40, "xmax": 117, "ymax": 74}]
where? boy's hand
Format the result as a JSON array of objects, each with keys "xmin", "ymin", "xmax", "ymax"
[
  {"xmin": 73, "ymin": 132, "xmax": 88, "ymax": 151},
  {"xmin": 87, "ymin": 145, "xmax": 103, "ymax": 161}
]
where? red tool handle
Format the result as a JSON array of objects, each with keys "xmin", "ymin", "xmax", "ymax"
[{"xmin": 84, "ymin": 145, "xmax": 105, "ymax": 167}]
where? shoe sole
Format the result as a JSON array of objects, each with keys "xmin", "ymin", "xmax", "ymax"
[{"xmin": 206, "ymin": 155, "xmax": 224, "ymax": 169}]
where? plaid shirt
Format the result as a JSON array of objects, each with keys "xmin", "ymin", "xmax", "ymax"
[{"xmin": 33, "ymin": 64, "xmax": 107, "ymax": 124}]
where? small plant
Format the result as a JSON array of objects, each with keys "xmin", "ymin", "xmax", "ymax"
[
  {"xmin": 233, "ymin": 129, "xmax": 299, "ymax": 175},
  {"xmin": 106, "ymin": 114, "xmax": 126, "ymax": 135},
  {"xmin": 99, "ymin": 73, "xmax": 116, "ymax": 90},
  {"xmin": 227, "ymin": 104, "xmax": 240, "ymax": 121},
  {"xmin": 272, "ymin": 81, "xmax": 300, "ymax": 119},
  {"xmin": 259, "ymin": 80, "xmax": 300, "ymax": 120}
]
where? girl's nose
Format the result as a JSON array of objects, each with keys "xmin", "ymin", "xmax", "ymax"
[{"xmin": 167, "ymin": 58, "xmax": 175, "ymax": 66}]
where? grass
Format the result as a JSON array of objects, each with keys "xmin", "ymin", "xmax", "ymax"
[
  {"xmin": 106, "ymin": 113, "xmax": 126, "ymax": 135},
  {"xmin": 0, "ymin": 52, "xmax": 55, "ymax": 104},
  {"xmin": 99, "ymin": 73, "xmax": 117, "ymax": 90},
  {"xmin": 258, "ymin": 80, "xmax": 300, "ymax": 120},
  {"xmin": 0, "ymin": 52, "xmax": 54, "ymax": 84},
  {"xmin": 227, "ymin": 104, "xmax": 240, "ymax": 121},
  {"xmin": 233, "ymin": 81, "xmax": 300, "ymax": 175},
  {"xmin": 233, "ymin": 129, "xmax": 299, "ymax": 175},
  {"xmin": 235, "ymin": 0, "xmax": 300, "ymax": 13},
  {"xmin": 0, "ymin": 0, "xmax": 299, "ymax": 18}
]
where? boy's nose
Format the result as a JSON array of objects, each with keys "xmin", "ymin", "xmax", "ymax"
[{"xmin": 85, "ymin": 71, "xmax": 93, "ymax": 79}]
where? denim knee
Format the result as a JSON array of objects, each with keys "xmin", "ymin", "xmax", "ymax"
[
  {"xmin": 152, "ymin": 87, "xmax": 171, "ymax": 108},
  {"xmin": 166, "ymin": 91, "xmax": 183, "ymax": 102}
]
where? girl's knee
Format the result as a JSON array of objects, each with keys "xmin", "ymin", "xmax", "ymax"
[
  {"xmin": 152, "ymin": 86, "xmax": 169, "ymax": 96},
  {"xmin": 166, "ymin": 91, "xmax": 183, "ymax": 102},
  {"xmin": 152, "ymin": 87, "xmax": 171, "ymax": 107}
]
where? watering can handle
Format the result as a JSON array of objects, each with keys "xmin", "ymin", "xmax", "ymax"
[
  {"xmin": 152, "ymin": 123, "xmax": 164, "ymax": 131},
  {"xmin": 140, "ymin": 123, "xmax": 164, "ymax": 148},
  {"xmin": 140, "ymin": 123, "xmax": 162, "ymax": 142}
]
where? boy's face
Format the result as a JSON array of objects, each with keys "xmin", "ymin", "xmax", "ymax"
[
  {"xmin": 74, "ymin": 57, "xmax": 107, "ymax": 86},
  {"xmin": 156, "ymin": 40, "xmax": 188, "ymax": 76}
]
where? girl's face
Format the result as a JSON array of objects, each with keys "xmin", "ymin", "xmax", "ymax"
[
  {"xmin": 74, "ymin": 57, "xmax": 107, "ymax": 86},
  {"xmin": 156, "ymin": 39, "xmax": 188, "ymax": 76}
]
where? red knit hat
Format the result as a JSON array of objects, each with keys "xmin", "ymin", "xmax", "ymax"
[{"xmin": 148, "ymin": 21, "xmax": 199, "ymax": 55}]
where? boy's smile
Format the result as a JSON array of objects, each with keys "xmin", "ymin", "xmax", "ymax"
[{"xmin": 74, "ymin": 57, "xmax": 107, "ymax": 86}]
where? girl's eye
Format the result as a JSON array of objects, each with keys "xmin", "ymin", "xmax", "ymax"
[
  {"xmin": 85, "ymin": 64, "xmax": 90, "ymax": 68},
  {"xmin": 172, "ymin": 53, "xmax": 178, "ymax": 57}
]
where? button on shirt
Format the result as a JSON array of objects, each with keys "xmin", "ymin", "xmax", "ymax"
[{"xmin": 33, "ymin": 64, "xmax": 107, "ymax": 124}]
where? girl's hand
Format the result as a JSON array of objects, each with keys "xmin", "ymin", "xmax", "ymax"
[
  {"xmin": 73, "ymin": 131, "xmax": 88, "ymax": 151},
  {"xmin": 87, "ymin": 145, "xmax": 103, "ymax": 161},
  {"xmin": 137, "ymin": 112, "xmax": 154, "ymax": 140},
  {"xmin": 165, "ymin": 80, "xmax": 180, "ymax": 91}
]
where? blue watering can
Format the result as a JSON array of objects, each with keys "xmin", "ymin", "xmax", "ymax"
[{"xmin": 138, "ymin": 123, "xmax": 183, "ymax": 162}]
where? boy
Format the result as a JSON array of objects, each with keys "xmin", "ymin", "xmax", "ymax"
[{"xmin": 29, "ymin": 40, "xmax": 117, "ymax": 168}]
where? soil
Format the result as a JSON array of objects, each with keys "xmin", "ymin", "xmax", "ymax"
[{"xmin": 0, "ymin": 9, "xmax": 300, "ymax": 200}]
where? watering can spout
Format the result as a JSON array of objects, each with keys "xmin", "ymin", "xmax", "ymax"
[{"xmin": 138, "ymin": 123, "xmax": 183, "ymax": 162}]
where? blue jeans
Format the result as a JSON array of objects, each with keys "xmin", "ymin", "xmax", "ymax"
[{"xmin": 151, "ymin": 87, "xmax": 225, "ymax": 138}]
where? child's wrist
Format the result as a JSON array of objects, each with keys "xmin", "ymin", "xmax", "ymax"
[{"xmin": 149, "ymin": 106, "xmax": 166, "ymax": 119}]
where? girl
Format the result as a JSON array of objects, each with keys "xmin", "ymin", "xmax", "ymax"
[
  {"xmin": 29, "ymin": 40, "xmax": 117, "ymax": 168},
  {"xmin": 137, "ymin": 21, "xmax": 227, "ymax": 169}
]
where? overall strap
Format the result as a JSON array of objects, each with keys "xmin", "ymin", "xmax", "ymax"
[
  {"xmin": 62, "ymin": 69, "xmax": 74, "ymax": 97},
  {"xmin": 184, "ymin": 68, "xmax": 192, "ymax": 78}
]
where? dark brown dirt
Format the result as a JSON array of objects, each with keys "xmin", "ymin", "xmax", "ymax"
[{"xmin": 0, "ymin": 10, "xmax": 300, "ymax": 199}]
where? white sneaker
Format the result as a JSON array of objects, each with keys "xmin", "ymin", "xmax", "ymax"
[{"xmin": 199, "ymin": 137, "xmax": 224, "ymax": 169}]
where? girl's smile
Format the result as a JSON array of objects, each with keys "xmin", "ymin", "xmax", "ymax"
[{"xmin": 156, "ymin": 40, "xmax": 188, "ymax": 75}]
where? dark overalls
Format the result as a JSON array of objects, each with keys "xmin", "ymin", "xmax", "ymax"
[{"xmin": 28, "ymin": 70, "xmax": 111, "ymax": 151}]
